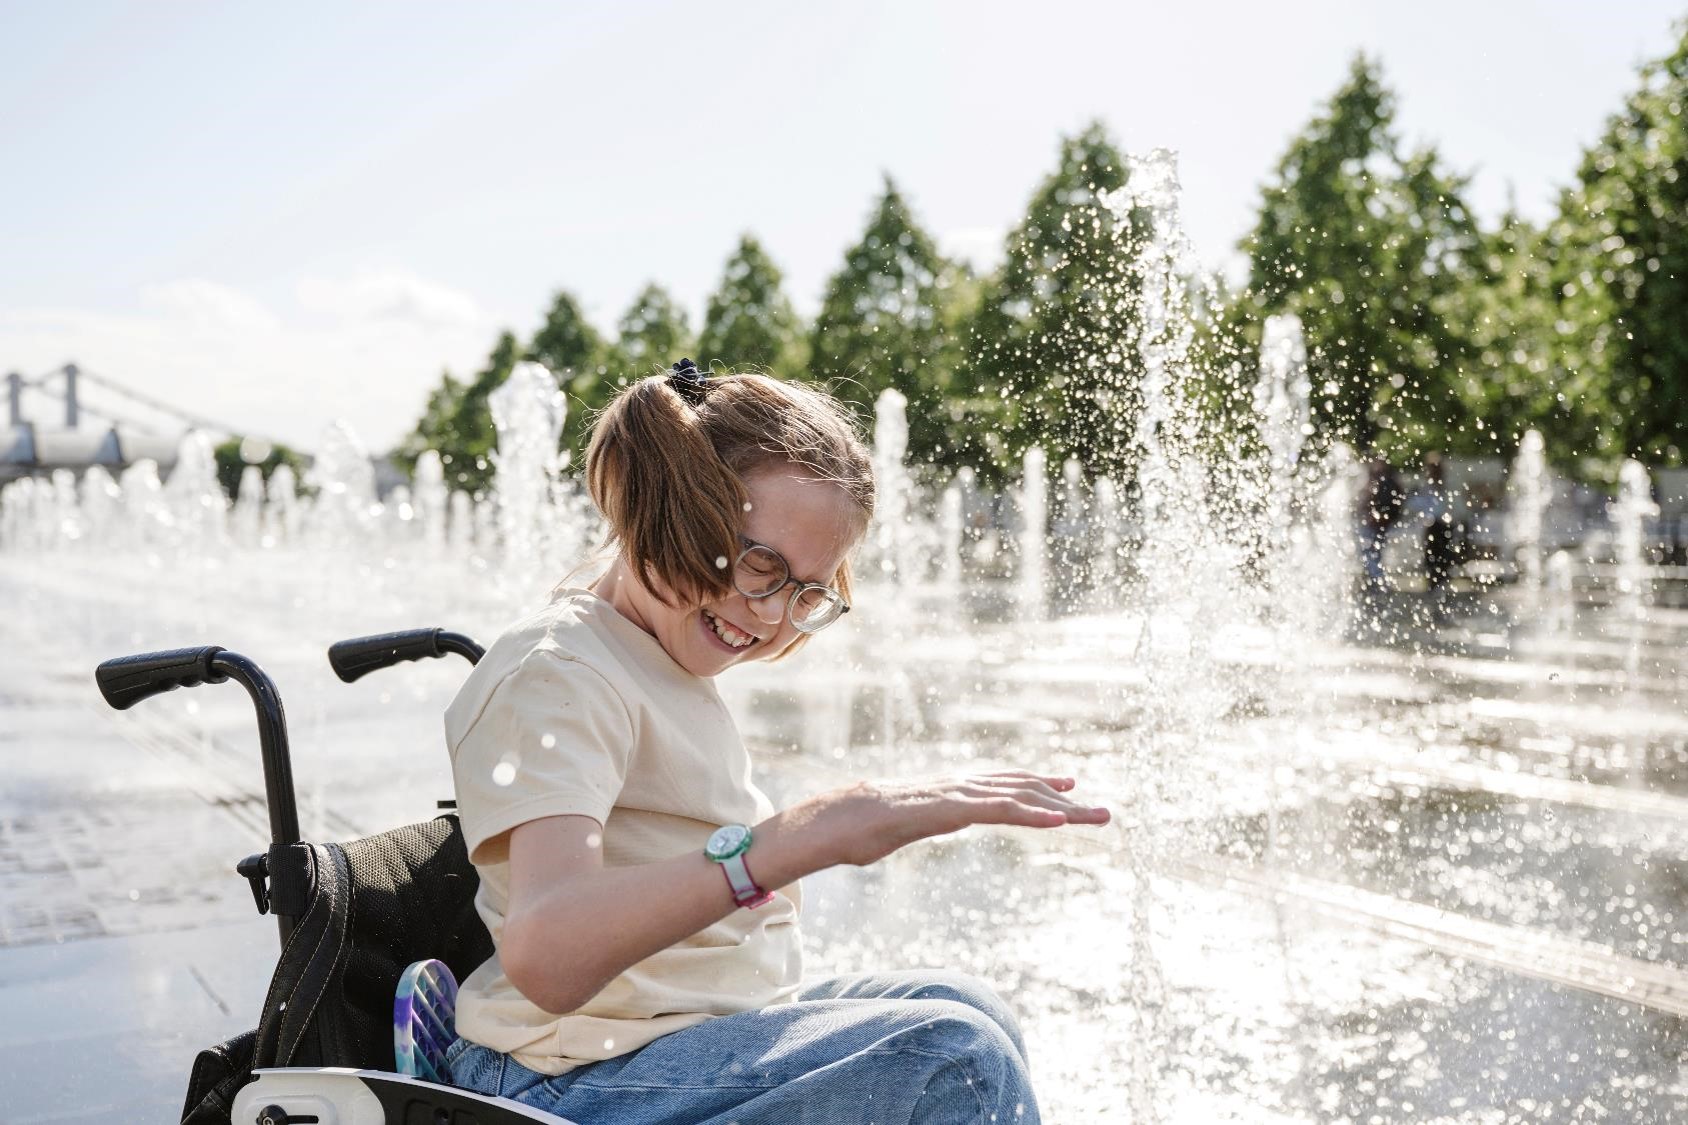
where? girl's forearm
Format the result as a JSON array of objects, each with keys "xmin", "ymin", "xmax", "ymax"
[{"xmin": 503, "ymin": 801, "xmax": 840, "ymax": 1014}]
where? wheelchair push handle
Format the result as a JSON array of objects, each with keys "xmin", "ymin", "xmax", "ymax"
[
  {"xmin": 328, "ymin": 627, "xmax": 484, "ymax": 682},
  {"xmin": 95, "ymin": 646, "xmax": 229, "ymax": 711},
  {"xmin": 95, "ymin": 647, "xmax": 298, "ymax": 848},
  {"xmin": 94, "ymin": 645, "xmax": 301, "ymax": 946}
]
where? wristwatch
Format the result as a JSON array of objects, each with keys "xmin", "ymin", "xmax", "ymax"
[{"xmin": 704, "ymin": 824, "xmax": 773, "ymax": 909}]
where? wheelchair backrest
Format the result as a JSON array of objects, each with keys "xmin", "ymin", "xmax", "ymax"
[{"xmin": 257, "ymin": 813, "xmax": 494, "ymax": 1072}]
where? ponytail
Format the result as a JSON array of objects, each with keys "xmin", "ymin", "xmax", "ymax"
[{"xmin": 586, "ymin": 375, "xmax": 746, "ymax": 608}]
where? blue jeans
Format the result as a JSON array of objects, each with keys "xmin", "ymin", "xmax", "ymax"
[{"xmin": 444, "ymin": 969, "xmax": 1039, "ymax": 1124}]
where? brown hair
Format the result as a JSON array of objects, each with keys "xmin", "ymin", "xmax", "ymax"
[{"xmin": 584, "ymin": 367, "xmax": 875, "ymax": 659}]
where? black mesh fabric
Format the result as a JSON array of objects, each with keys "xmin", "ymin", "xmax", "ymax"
[
  {"xmin": 246, "ymin": 807, "xmax": 492, "ymax": 1067},
  {"xmin": 330, "ymin": 813, "xmax": 495, "ymax": 1069},
  {"xmin": 179, "ymin": 815, "xmax": 493, "ymax": 1122}
]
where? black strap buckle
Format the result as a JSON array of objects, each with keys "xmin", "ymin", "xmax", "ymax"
[{"xmin": 236, "ymin": 853, "xmax": 269, "ymax": 915}]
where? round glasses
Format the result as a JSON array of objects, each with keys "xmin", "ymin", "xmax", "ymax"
[{"xmin": 731, "ymin": 540, "xmax": 850, "ymax": 634}]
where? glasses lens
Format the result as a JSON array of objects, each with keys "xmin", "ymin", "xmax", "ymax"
[
  {"xmin": 734, "ymin": 545, "xmax": 787, "ymax": 597},
  {"xmin": 791, "ymin": 586, "xmax": 845, "ymax": 633}
]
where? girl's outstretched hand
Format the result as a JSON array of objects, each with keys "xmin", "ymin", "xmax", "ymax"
[{"xmin": 803, "ymin": 771, "xmax": 1112, "ymax": 868}]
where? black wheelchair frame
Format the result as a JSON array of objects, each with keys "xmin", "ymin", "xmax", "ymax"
[{"xmin": 96, "ymin": 628, "xmax": 578, "ymax": 1125}]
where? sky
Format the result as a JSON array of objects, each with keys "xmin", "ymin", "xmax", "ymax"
[{"xmin": 1, "ymin": 1, "xmax": 1683, "ymax": 454}]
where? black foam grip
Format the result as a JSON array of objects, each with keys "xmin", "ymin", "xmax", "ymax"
[
  {"xmin": 328, "ymin": 628, "xmax": 445, "ymax": 683},
  {"xmin": 95, "ymin": 646, "xmax": 227, "ymax": 711}
]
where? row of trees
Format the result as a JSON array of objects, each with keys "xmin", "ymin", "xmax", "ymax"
[
  {"xmin": 394, "ymin": 24, "xmax": 1688, "ymax": 493},
  {"xmin": 1226, "ymin": 29, "xmax": 1687, "ymax": 475}
]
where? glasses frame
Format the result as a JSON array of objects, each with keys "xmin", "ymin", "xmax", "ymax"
[{"xmin": 731, "ymin": 537, "xmax": 851, "ymax": 634}]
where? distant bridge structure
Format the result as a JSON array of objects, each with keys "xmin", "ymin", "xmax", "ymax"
[{"xmin": 2, "ymin": 363, "xmax": 294, "ymax": 484}]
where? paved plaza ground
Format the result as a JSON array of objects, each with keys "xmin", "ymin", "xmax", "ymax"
[
  {"xmin": 5, "ymin": 570, "xmax": 1688, "ymax": 1122},
  {"xmin": 0, "ymin": 646, "xmax": 276, "ymax": 1122}
]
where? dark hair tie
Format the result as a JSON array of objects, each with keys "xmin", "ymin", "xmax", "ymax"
[{"xmin": 667, "ymin": 358, "xmax": 710, "ymax": 405}]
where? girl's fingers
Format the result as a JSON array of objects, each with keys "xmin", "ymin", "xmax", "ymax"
[
  {"xmin": 968, "ymin": 790, "xmax": 1111, "ymax": 827},
  {"xmin": 980, "ymin": 797, "xmax": 1068, "ymax": 826},
  {"xmin": 972, "ymin": 770, "xmax": 1060, "ymax": 797},
  {"xmin": 959, "ymin": 778, "xmax": 1061, "ymax": 801},
  {"xmin": 972, "ymin": 772, "xmax": 1078, "ymax": 793}
]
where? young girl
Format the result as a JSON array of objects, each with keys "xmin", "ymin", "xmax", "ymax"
[{"xmin": 442, "ymin": 360, "xmax": 1111, "ymax": 1123}]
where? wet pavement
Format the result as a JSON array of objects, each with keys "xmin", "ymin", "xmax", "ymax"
[
  {"xmin": 738, "ymin": 583, "xmax": 1688, "ymax": 1121},
  {"xmin": 4, "ymin": 554, "xmax": 1688, "ymax": 1122},
  {"xmin": 0, "ymin": 923, "xmax": 273, "ymax": 1123},
  {"xmin": 0, "ymin": 649, "xmax": 275, "ymax": 1121}
]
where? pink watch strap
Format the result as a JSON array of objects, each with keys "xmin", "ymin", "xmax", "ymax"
[{"xmin": 719, "ymin": 853, "xmax": 774, "ymax": 908}]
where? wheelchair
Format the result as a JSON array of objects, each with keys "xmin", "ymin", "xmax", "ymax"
[{"xmin": 96, "ymin": 628, "xmax": 580, "ymax": 1125}]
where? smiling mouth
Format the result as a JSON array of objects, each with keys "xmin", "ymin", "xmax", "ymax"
[{"xmin": 702, "ymin": 609, "xmax": 761, "ymax": 651}]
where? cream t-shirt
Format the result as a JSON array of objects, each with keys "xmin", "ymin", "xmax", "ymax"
[{"xmin": 444, "ymin": 587, "xmax": 803, "ymax": 1075}]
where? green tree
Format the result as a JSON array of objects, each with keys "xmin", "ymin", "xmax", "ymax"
[
  {"xmin": 1238, "ymin": 55, "xmax": 1488, "ymax": 460},
  {"xmin": 212, "ymin": 436, "xmax": 307, "ymax": 502},
  {"xmin": 697, "ymin": 235, "xmax": 802, "ymax": 376},
  {"xmin": 1549, "ymin": 23, "xmax": 1688, "ymax": 465},
  {"xmin": 1185, "ymin": 271, "xmax": 1264, "ymax": 453},
  {"xmin": 932, "ymin": 259, "xmax": 985, "ymax": 472},
  {"xmin": 1444, "ymin": 212, "xmax": 1575, "ymax": 455},
  {"xmin": 528, "ymin": 290, "xmax": 610, "ymax": 467},
  {"xmin": 615, "ymin": 283, "xmax": 693, "ymax": 376},
  {"xmin": 810, "ymin": 176, "xmax": 958, "ymax": 470},
  {"xmin": 391, "ymin": 370, "xmax": 465, "ymax": 477},
  {"xmin": 962, "ymin": 122, "xmax": 1143, "ymax": 480},
  {"xmin": 437, "ymin": 331, "xmax": 521, "ymax": 495}
]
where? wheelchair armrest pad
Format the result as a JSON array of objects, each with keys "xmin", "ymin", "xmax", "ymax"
[{"xmin": 232, "ymin": 1067, "xmax": 579, "ymax": 1124}]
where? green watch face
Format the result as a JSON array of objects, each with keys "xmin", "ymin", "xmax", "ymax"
[{"xmin": 706, "ymin": 824, "xmax": 752, "ymax": 861}]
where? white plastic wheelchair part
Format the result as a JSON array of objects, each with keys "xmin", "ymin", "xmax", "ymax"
[{"xmin": 231, "ymin": 1068, "xmax": 580, "ymax": 1124}]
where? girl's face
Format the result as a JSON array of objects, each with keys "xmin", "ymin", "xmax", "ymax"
[{"xmin": 614, "ymin": 464, "xmax": 863, "ymax": 678}]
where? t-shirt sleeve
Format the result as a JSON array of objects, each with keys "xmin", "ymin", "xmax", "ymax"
[{"xmin": 449, "ymin": 649, "xmax": 635, "ymax": 864}]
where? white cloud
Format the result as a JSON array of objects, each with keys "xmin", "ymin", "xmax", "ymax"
[
  {"xmin": 139, "ymin": 278, "xmax": 280, "ymax": 334},
  {"xmin": 296, "ymin": 271, "xmax": 484, "ymax": 329}
]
